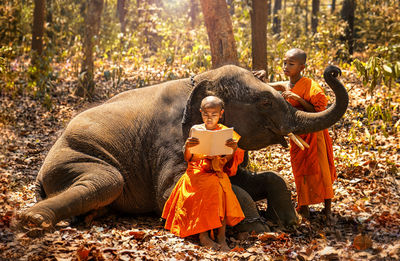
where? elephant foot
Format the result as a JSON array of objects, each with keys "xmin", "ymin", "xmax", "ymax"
[
  {"xmin": 235, "ymin": 217, "xmax": 270, "ymax": 234},
  {"xmin": 19, "ymin": 207, "xmax": 56, "ymax": 237},
  {"xmin": 262, "ymin": 208, "xmax": 300, "ymax": 227}
]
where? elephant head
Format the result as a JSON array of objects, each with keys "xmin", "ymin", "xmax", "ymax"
[{"xmin": 182, "ymin": 65, "xmax": 348, "ymax": 150}]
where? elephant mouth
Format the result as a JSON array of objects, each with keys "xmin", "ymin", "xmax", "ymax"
[{"xmin": 278, "ymin": 135, "xmax": 288, "ymax": 148}]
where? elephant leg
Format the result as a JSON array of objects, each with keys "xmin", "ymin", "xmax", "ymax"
[
  {"xmin": 21, "ymin": 164, "xmax": 124, "ymax": 229},
  {"xmin": 230, "ymin": 169, "xmax": 298, "ymax": 226},
  {"xmin": 231, "ymin": 185, "xmax": 270, "ymax": 233}
]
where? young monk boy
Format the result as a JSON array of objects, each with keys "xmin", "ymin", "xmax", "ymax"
[
  {"xmin": 162, "ymin": 96, "xmax": 245, "ymax": 251},
  {"xmin": 269, "ymin": 48, "xmax": 337, "ymax": 224}
]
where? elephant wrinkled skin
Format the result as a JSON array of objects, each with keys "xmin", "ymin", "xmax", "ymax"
[{"xmin": 21, "ymin": 65, "xmax": 348, "ymax": 233}]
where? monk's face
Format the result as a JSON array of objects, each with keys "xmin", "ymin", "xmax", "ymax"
[
  {"xmin": 283, "ymin": 52, "xmax": 305, "ymax": 78},
  {"xmin": 200, "ymin": 106, "xmax": 224, "ymax": 130}
]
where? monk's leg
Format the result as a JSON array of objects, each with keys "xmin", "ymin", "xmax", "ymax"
[
  {"xmin": 216, "ymin": 219, "xmax": 230, "ymax": 251},
  {"xmin": 199, "ymin": 231, "xmax": 218, "ymax": 249},
  {"xmin": 324, "ymin": 199, "xmax": 332, "ymax": 225},
  {"xmin": 21, "ymin": 164, "xmax": 124, "ymax": 229}
]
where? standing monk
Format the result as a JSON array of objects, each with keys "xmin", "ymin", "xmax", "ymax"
[
  {"xmin": 162, "ymin": 96, "xmax": 245, "ymax": 250},
  {"xmin": 268, "ymin": 48, "xmax": 337, "ymax": 224}
]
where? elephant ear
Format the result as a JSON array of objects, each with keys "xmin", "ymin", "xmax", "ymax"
[{"xmin": 182, "ymin": 80, "xmax": 224, "ymax": 139}]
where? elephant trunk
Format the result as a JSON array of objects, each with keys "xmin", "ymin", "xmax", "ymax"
[{"xmin": 291, "ymin": 65, "xmax": 349, "ymax": 134}]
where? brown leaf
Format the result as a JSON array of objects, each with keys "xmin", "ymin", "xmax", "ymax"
[
  {"xmin": 230, "ymin": 245, "xmax": 245, "ymax": 252},
  {"xmin": 129, "ymin": 230, "xmax": 147, "ymax": 240},
  {"xmin": 353, "ymin": 233, "xmax": 373, "ymax": 250},
  {"xmin": 76, "ymin": 245, "xmax": 90, "ymax": 261}
]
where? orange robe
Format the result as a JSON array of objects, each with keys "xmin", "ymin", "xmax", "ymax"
[
  {"xmin": 162, "ymin": 124, "xmax": 245, "ymax": 238},
  {"xmin": 286, "ymin": 77, "xmax": 337, "ymax": 207}
]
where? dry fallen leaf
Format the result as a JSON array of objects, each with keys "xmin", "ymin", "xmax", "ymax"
[
  {"xmin": 76, "ymin": 245, "xmax": 90, "ymax": 261},
  {"xmin": 230, "ymin": 245, "xmax": 245, "ymax": 252},
  {"xmin": 353, "ymin": 233, "xmax": 373, "ymax": 250},
  {"xmin": 129, "ymin": 230, "xmax": 147, "ymax": 240}
]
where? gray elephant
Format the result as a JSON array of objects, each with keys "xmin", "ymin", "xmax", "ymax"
[{"xmin": 20, "ymin": 65, "xmax": 348, "ymax": 233}]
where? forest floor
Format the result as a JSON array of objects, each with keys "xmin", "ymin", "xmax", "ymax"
[{"xmin": 1, "ymin": 63, "xmax": 399, "ymax": 260}]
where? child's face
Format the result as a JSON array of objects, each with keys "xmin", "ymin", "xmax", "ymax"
[
  {"xmin": 283, "ymin": 53, "xmax": 305, "ymax": 78},
  {"xmin": 200, "ymin": 106, "xmax": 224, "ymax": 130}
]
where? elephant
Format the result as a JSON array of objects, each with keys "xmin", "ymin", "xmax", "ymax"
[{"xmin": 20, "ymin": 64, "xmax": 348, "ymax": 234}]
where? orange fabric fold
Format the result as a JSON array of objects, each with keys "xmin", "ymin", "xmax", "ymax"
[
  {"xmin": 162, "ymin": 124, "xmax": 245, "ymax": 238},
  {"xmin": 287, "ymin": 77, "xmax": 337, "ymax": 206}
]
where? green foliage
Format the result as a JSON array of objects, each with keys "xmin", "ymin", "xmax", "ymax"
[
  {"xmin": 353, "ymin": 57, "xmax": 400, "ymax": 95},
  {"xmin": 28, "ymin": 51, "xmax": 54, "ymax": 109},
  {"xmin": 355, "ymin": 1, "xmax": 400, "ymax": 57}
]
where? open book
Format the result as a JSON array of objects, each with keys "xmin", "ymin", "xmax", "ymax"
[{"xmin": 189, "ymin": 128, "xmax": 234, "ymax": 156}]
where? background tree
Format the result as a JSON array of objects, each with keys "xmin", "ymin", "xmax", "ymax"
[
  {"xmin": 31, "ymin": 0, "xmax": 46, "ymax": 57},
  {"xmin": 272, "ymin": 0, "xmax": 282, "ymax": 35},
  {"xmin": 305, "ymin": 0, "xmax": 309, "ymax": 33},
  {"xmin": 251, "ymin": 0, "xmax": 268, "ymax": 72},
  {"xmin": 76, "ymin": 0, "xmax": 104, "ymax": 97},
  {"xmin": 331, "ymin": 0, "xmax": 336, "ymax": 13},
  {"xmin": 189, "ymin": 0, "xmax": 200, "ymax": 28},
  {"xmin": 341, "ymin": 0, "xmax": 356, "ymax": 54},
  {"xmin": 117, "ymin": 0, "xmax": 127, "ymax": 34},
  {"xmin": 311, "ymin": 0, "xmax": 319, "ymax": 34},
  {"xmin": 199, "ymin": 0, "xmax": 238, "ymax": 68}
]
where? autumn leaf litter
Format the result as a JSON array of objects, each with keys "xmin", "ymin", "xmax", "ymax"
[{"xmin": 1, "ymin": 63, "xmax": 399, "ymax": 260}]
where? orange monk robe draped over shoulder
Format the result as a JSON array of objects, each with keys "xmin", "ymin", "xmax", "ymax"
[
  {"xmin": 162, "ymin": 124, "xmax": 245, "ymax": 238},
  {"xmin": 286, "ymin": 77, "xmax": 337, "ymax": 207}
]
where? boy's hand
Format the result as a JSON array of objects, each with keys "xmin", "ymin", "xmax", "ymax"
[
  {"xmin": 282, "ymin": 91, "xmax": 301, "ymax": 101},
  {"xmin": 185, "ymin": 137, "xmax": 199, "ymax": 148},
  {"xmin": 225, "ymin": 138, "xmax": 238, "ymax": 151},
  {"xmin": 252, "ymin": 70, "xmax": 266, "ymax": 82}
]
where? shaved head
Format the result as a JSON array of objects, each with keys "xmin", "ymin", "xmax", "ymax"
[
  {"xmin": 286, "ymin": 48, "xmax": 307, "ymax": 65},
  {"xmin": 200, "ymin": 96, "xmax": 224, "ymax": 110}
]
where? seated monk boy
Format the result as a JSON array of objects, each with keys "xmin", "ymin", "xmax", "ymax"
[
  {"xmin": 162, "ymin": 96, "xmax": 245, "ymax": 251},
  {"xmin": 267, "ymin": 48, "xmax": 337, "ymax": 224}
]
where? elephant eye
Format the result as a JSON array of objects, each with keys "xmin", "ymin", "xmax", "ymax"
[{"xmin": 261, "ymin": 100, "xmax": 271, "ymax": 107}]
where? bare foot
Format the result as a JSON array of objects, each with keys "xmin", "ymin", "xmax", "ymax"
[
  {"xmin": 199, "ymin": 232, "xmax": 218, "ymax": 249},
  {"xmin": 218, "ymin": 241, "xmax": 231, "ymax": 252},
  {"xmin": 216, "ymin": 233, "xmax": 231, "ymax": 252}
]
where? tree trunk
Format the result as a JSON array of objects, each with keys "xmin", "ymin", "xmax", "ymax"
[
  {"xmin": 117, "ymin": 0, "xmax": 127, "ymax": 34},
  {"xmin": 331, "ymin": 0, "xmax": 336, "ymax": 13},
  {"xmin": 341, "ymin": 0, "xmax": 356, "ymax": 54},
  {"xmin": 311, "ymin": 0, "xmax": 319, "ymax": 34},
  {"xmin": 199, "ymin": 0, "xmax": 238, "ymax": 68},
  {"xmin": 189, "ymin": 0, "xmax": 200, "ymax": 28},
  {"xmin": 305, "ymin": 0, "xmax": 308, "ymax": 33},
  {"xmin": 31, "ymin": 0, "xmax": 46, "ymax": 56},
  {"xmin": 76, "ymin": 0, "xmax": 104, "ymax": 98},
  {"xmin": 251, "ymin": 0, "xmax": 268, "ymax": 72},
  {"xmin": 272, "ymin": 0, "xmax": 282, "ymax": 35}
]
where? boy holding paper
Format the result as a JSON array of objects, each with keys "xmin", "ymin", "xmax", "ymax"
[{"xmin": 162, "ymin": 96, "xmax": 245, "ymax": 251}]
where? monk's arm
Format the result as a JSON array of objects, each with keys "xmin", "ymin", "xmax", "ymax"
[
  {"xmin": 184, "ymin": 136, "xmax": 199, "ymax": 162},
  {"xmin": 282, "ymin": 91, "xmax": 315, "ymax": 112},
  {"xmin": 295, "ymin": 97, "xmax": 315, "ymax": 112},
  {"xmin": 268, "ymin": 81, "xmax": 290, "ymax": 92}
]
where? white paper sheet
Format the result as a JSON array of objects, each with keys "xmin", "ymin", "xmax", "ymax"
[{"xmin": 189, "ymin": 128, "xmax": 234, "ymax": 156}]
